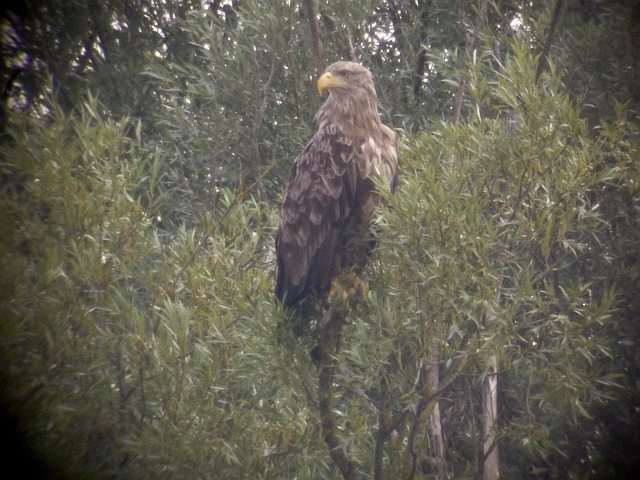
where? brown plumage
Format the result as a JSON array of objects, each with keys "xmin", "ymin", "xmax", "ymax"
[{"xmin": 275, "ymin": 61, "xmax": 398, "ymax": 309}]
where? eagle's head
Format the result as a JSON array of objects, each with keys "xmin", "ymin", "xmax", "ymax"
[
  {"xmin": 314, "ymin": 61, "xmax": 380, "ymax": 131},
  {"xmin": 317, "ymin": 61, "xmax": 376, "ymax": 99}
]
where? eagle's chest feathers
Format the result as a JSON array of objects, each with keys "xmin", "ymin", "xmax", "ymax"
[
  {"xmin": 359, "ymin": 136, "xmax": 383, "ymax": 174},
  {"xmin": 354, "ymin": 135, "xmax": 389, "ymax": 218},
  {"xmin": 360, "ymin": 134, "xmax": 396, "ymax": 183}
]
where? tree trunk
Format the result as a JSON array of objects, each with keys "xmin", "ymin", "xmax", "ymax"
[
  {"xmin": 482, "ymin": 351, "xmax": 499, "ymax": 480},
  {"xmin": 482, "ymin": 275, "xmax": 503, "ymax": 480},
  {"xmin": 428, "ymin": 339, "xmax": 448, "ymax": 478},
  {"xmin": 317, "ymin": 307, "xmax": 358, "ymax": 480}
]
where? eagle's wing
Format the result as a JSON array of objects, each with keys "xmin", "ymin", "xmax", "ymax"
[{"xmin": 275, "ymin": 124, "xmax": 358, "ymax": 306}]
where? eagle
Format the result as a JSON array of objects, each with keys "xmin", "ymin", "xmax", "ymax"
[{"xmin": 275, "ymin": 61, "xmax": 398, "ymax": 310}]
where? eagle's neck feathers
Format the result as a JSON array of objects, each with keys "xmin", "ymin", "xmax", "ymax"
[
  {"xmin": 314, "ymin": 87, "xmax": 382, "ymax": 140},
  {"xmin": 314, "ymin": 85, "xmax": 396, "ymax": 184}
]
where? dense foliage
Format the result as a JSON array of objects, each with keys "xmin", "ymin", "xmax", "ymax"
[{"xmin": 1, "ymin": 1, "xmax": 639, "ymax": 479}]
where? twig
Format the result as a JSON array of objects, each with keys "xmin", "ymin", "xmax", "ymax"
[
  {"xmin": 251, "ymin": 52, "xmax": 276, "ymax": 200},
  {"xmin": 171, "ymin": 160, "xmax": 276, "ymax": 287},
  {"xmin": 292, "ymin": 354, "xmax": 317, "ymax": 408},
  {"xmin": 452, "ymin": 0, "xmax": 489, "ymax": 125}
]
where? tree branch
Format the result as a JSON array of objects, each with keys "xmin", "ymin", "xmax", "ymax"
[
  {"xmin": 304, "ymin": 0, "xmax": 325, "ymax": 75},
  {"xmin": 316, "ymin": 306, "xmax": 358, "ymax": 479},
  {"xmin": 535, "ymin": 0, "xmax": 566, "ymax": 83},
  {"xmin": 412, "ymin": 2, "xmax": 431, "ymax": 104},
  {"xmin": 387, "ymin": 0, "xmax": 409, "ymax": 106}
]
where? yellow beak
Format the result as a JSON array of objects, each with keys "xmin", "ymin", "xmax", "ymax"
[{"xmin": 317, "ymin": 71, "xmax": 346, "ymax": 95}]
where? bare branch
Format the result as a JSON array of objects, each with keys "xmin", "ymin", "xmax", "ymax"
[
  {"xmin": 304, "ymin": 0, "xmax": 325, "ymax": 75},
  {"xmin": 535, "ymin": 0, "xmax": 566, "ymax": 83}
]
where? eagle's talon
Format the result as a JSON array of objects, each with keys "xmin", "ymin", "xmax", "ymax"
[
  {"xmin": 342, "ymin": 291, "xmax": 350, "ymax": 304},
  {"xmin": 327, "ymin": 277, "xmax": 341, "ymax": 306},
  {"xmin": 327, "ymin": 272, "xmax": 368, "ymax": 309}
]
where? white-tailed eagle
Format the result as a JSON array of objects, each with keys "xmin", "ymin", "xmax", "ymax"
[{"xmin": 275, "ymin": 61, "xmax": 398, "ymax": 309}]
